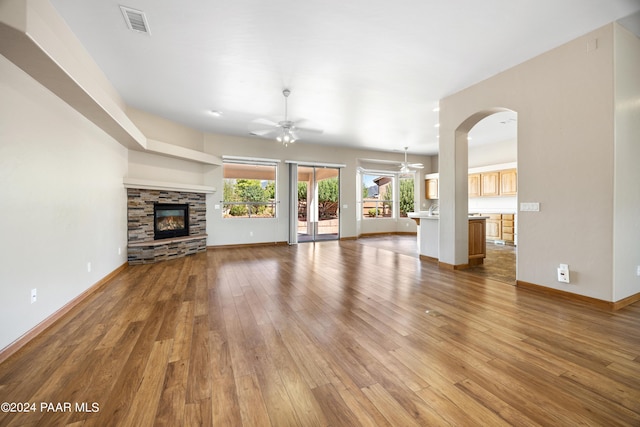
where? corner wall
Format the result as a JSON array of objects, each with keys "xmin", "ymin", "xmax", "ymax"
[
  {"xmin": 440, "ymin": 24, "xmax": 616, "ymax": 301},
  {"xmin": 613, "ymin": 24, "xmax": 640, "ymax": 301},
  {"xmin": 0, "ymin": 56, "xmax": 128, "ymax": 350}
]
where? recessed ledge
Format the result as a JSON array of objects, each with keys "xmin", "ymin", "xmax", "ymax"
[{"xmin": 123, "ymin": 178, "xmax": 216, "ymax": 194}]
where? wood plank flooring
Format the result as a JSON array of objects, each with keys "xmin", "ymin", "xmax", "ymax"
[{"xmin": 1, "ymin": 238, "xmax": 640, "ymax": 426}]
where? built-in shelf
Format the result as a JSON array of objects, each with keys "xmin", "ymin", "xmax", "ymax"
[{"xmin": 123, "ymin": 178, "xmax": 216, "ymax": 193}]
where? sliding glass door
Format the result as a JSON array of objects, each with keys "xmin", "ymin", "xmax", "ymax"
[{"xmin": 295, "ymin": 165, "xmax": 340, "ymax": 242}]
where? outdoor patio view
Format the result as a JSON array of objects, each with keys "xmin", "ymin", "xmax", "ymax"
[{"xmin": 297, "ymin": 167, "xmax": 340, "ymax": 241}]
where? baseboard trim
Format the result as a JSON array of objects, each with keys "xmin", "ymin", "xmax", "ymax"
[
  {"xmin": 516, "ymin": 280, "xmax": 639, "ymax": 311},
  {"xmin": 0, "ymin": 262, "xmax": 128, "ymax": 364},
  {"xmin": 611, "ymin": 292, "xmax": 640, "ymax": 311},
  {"xmin": 438, "ymin": 261, "xmax": 470, "ymax": 270},
  {"xmin": 358, "ymin": 232, "xmax": 417, "ymax": 238},
  {"xmin": 207, "ymin": 241, "xmax": 288, "ymax": 250}
]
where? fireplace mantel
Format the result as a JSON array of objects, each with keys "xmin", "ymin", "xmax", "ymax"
[{"xmin": 123, "ymin": 178, "xmax": 216, "ymax": 194}]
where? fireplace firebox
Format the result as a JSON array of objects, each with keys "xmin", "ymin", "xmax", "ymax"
[{"xmin": 154, "ymin": 203, "xmax": 189, "ymax": 240}]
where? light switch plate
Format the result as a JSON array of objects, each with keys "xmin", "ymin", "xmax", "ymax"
[{"xmin": 520, "ymin": 202, "xmax": 540, "ymax": 212}]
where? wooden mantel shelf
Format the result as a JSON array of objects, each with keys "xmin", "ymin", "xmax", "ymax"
[{"xmin": 123, "ymin": 178, "xmax": 216, "ymax": 194}]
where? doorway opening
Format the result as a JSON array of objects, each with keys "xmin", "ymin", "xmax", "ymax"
[
  {"xmin": 466, "ymin": 110, "xmax": 518, "ymax": 284},
  {"xmin": 297, "ymin": 165, "xmax": 340, "ymax": 242}
]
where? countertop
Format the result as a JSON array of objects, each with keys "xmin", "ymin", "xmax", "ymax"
[{"xmin": 408, "ymin": 212, "xmax": 488, "ymax": 220}]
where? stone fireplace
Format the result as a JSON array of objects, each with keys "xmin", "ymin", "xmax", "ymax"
[{"xmin": 126, "ymin": 188, "xmax": 207, "ymax": 264}]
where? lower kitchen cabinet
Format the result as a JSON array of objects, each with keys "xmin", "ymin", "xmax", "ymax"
[{"xmin": 485, "ymin": 213, "xmax": 516, "ymax": 243}]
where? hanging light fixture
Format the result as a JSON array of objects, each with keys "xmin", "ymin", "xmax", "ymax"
[
  {"xmin": 276, "ymin": 125, "xmax": 296, "ymax": 146},
  {"xmin": 277, "ymin": 89, "xmax": 297, "ymax": 146}
]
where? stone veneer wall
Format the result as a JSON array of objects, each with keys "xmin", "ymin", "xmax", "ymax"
[{"xmin": 127, "ymin": 188, "xmax": 207, "ymax": 264}]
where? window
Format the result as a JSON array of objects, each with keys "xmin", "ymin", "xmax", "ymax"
[
  {"xmin": 399, "ymin": 175, "xmax": 415, "ymax": 217},
  {"xmin": 223, "ymin": 160, "xmax": 277, "ymax": 218},
  {"xmin": 362, "ymin": 173, "xmax": 394, "ymax": 218}
]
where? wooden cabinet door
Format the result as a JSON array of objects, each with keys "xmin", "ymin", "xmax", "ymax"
[
  {"xmin": 468, "ymin": 174, "xmax": 480, "ymax": 198},
  {"xmin": 468, "ymin": 219, "xmax": 486, "ymax": 259},
  {"xmin": 481, "ymin": 172, "xmax": 500, "ymax": 196},
  {"xmin": 500, "ymin": 169, "xmax": 517, "ymax": 196},
  {"xmin": 502, "ymin": 214, "xmax": 515, "ymax": 242},
  {"xmin": 425, "ymin": 179, "xmax": 438, "ymax": 199},
  {"xmin": 486, "ymin": 215, "xmax": 501, "ymax": 240}
]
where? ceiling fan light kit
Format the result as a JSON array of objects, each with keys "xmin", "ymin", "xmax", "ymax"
[{"xmin": 249, "ymin": 88, "xmax": 323, "ymax": 147}]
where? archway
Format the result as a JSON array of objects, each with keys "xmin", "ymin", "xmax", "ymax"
[
  {"xmin": 466, "ymin": 110, "xmax": 518, "ymax": 283},
  {"xmin": 437, "ymin": 107, "xmax": 518, "ymax": 274}
]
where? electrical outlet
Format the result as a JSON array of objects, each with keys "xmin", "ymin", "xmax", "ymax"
[
  {"xmin": 557, "ymin": 264, "xmax": 570, "ymax": 283},
  {"xmin": 31, "ymin": 288, "xmax": 37, "ymax": 304},
  {"xmin": 87, "ymin": 262, "xmax": 92, "ymax": 273},
  {"xmin": 118, "ymin": 247, "xmax": 121, "ymax": 256},
  {"xmin": 249, "ymin": 231, "xmax": 253, "ymax": 237},
  {"xmin": 637, "ymin": 265, "xmax": 640, "ymax": 277}
]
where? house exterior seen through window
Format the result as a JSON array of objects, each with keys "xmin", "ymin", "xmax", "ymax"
[
  {"xmin": 362, "ymin": 173, "xmax": 394, "ymax": 218},
  {"xmin": 361, "ymin": 172, "xmax": 415, "ymax": 219}
]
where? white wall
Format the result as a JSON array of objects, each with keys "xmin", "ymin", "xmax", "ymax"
[
  {"xmin": 613, "ymin": 24, "xmax": 640, "ymax": 301},
  {"xmin": 0, "ymin": 56, "xmax": 128, "ymax": 350},
  {"xmin": 440, "ymin": 24, "xmax": 617, "ymax": 301}
]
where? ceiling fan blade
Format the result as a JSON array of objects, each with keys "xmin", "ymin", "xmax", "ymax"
[
  {"xmin": 251, "ymin": 118, "xmax": 279, "ymax": 127},
  {"xmin": 409, "ymin": 163, "xmax": 424, "ymax": 168},
  {"xmin": 249, "ymin": 128, "xmax": 277, "ymax": 137}
]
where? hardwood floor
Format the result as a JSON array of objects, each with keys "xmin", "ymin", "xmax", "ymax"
[{"xmin": 1, "ymin": 240, "xmax": 640, "ymax": 426}]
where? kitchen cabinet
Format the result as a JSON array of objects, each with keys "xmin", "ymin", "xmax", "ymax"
[
  {"xmin": 486, "ymin": 214, "xmax": 502, "ymax": 240},
  {"xmin": 468, "ymin": 218, "xmax": 487, "ymax": 265},
  {"xmin": 481, "ymin": 172, "xmax": 500, "ymax": 196},
  {"xmin": 502, "ymin": 214, "xmax": 515, "ymax": 242},
  {"xmin": 500, "ymin": 169, "xmax": 517, "ymax": 196},
  {"xmin": 469, "ymin": 168, "xmax": 517, "ymax": 198},
  {"xmin": 468, "ymin": 174, "xmax": 481, "ymax": 198},
  {"xmin": 425, "ymin": 178, "xmax": 438, "ymax": 199},
  {"xmin": 485, "ymin": 213, "xmax": 516, "ymax": 243}
]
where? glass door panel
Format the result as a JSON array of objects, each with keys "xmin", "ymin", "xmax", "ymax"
[{"xmin": 297, "ymin": 166, "xmax": 339, "ymax": 242}]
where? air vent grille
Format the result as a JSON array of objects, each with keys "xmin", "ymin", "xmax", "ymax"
[{"xmin": 120, "ymin": 6, "xmax": 150, "ymax": 34}]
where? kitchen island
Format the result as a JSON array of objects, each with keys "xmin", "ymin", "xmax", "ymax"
[{"xmin": 408, "ymin": 212, "xmax": 488, "ymax": 266}]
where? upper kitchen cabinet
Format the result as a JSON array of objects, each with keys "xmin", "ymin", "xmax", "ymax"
[
  {"xmin": 425, "ymin": 178, "xmax": 439, "ymax": 199},
  {"xmin": 480, "ymin": 172, "xmax": 500, "ymax": 196},
  {"xmin": 468, "ymin": 167, "xmax": 517, "ymax": 198},
  {"xmin": 468, "ymin": 174, "xmax": 481, "ymax": 198},
  {"xmin": 500, "ymin": 169, "xmax": 517, "ymax": 196}
]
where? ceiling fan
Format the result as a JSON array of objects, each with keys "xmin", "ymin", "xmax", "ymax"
[
  {"xmin": 249, "ymin": 89, "xmax": 323, "ymax": 146},
  {"xmin": 399, "ymin": 147, "xmax": 424, "ymax": 173}
]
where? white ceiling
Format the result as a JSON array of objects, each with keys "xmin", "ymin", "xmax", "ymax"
[{"xmin": 50, "ymin": 0, "xmax": 640, "ymax": 155}]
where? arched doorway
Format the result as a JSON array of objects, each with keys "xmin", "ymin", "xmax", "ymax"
[
  {"xmin": 437, "ymin": 107, "xmax": 518, "ymax": 280},
  {"xmin": 466, "ymin": 110, "xmax": 518, "ymax": 283}
]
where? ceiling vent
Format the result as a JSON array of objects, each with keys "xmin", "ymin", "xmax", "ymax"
[{"xmin": 120, "ymin": 6, "xmax": 150, "ymax": 34}]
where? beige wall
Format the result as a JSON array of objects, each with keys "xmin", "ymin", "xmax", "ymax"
[
  {"xmin": 440, "ymin": 23, "xmax": 640, "ymax": 302},
  {"xmin": 0, "ymin": 55, "xmax": 128, "ymax": 350},
  {"xmin": 613, "ymin": 24, "xmax": 640, "ymax": 301}
]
